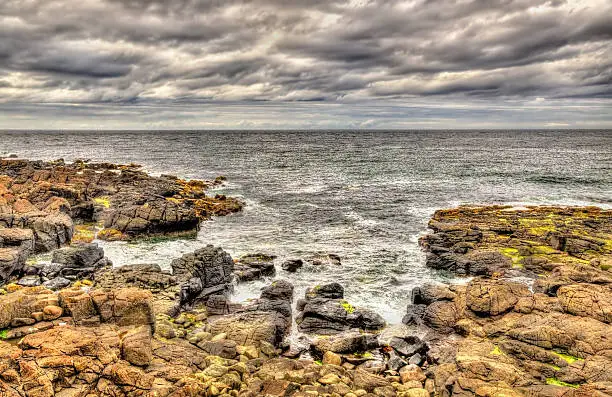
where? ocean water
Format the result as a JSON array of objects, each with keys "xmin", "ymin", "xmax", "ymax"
[{"xmin": 1, "ymin": 130, "xmax": 611, "ymax": 323}]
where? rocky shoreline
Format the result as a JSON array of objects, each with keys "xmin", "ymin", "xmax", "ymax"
[{"xmin": 1, "ymin": 159, "xmax": 611, "ymax": 397}]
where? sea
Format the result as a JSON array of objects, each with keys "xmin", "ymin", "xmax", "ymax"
[{"xmin": 1, "ymin": 130, "xmax": 611, "ymax": 323}]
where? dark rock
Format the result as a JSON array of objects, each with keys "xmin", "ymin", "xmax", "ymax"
[
  {"xmin": 408, "ymin": 353, "xmax": 423, "ymax": 366},
  {"xmin": 412, "ymin": 283, "xmax": 457, "ymax": 305},
  {"xmin": 387, "ymin": 350, "xmax": 408, "ymax": 371},
  {"xmin": 42, "ymin": 276, "xmax": 72, "ymax": 290},
  {"xmin": 17, "ymin": 275, "xmax": 41, "ymax": 287},
  {"xmin": 281, "ymin": 259, "xmax": 303, "ymax": 272},
  {"xmin": 305, "ymin": 282, "xmax": 344, "ymax": 300},
  {"xmin": 388, "ymin": 336, "xmax": 428, "ymax": 357},
  {"xmin": 234, "ymin": 253, "xmax": 276, "ymax": 282},
  {"xmin": 52, "ymin": 243, "xmax": 104, "ymax": 268},
  {"xmin": 311, "ymin": 330, "xmax": 379, "ymax": 356},
  {"xmin": 170, "ymin": 245, "xmax": 234, "ymax": 312},
  {"xmin": 260, "ymin": 280, "xmax": 294, "ymax": 302},
  {"xmin": 297, "ymin": 283, "xmax": 385, "ymax": 334},
  {"xmin": 197, "ymin": 339, "xmax": 237, "ymax": 359},
  {"xmin": 402, "ymin": 304, "xmax": 427, "ymax": 326}
]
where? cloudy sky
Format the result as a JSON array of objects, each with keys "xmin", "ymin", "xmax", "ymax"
[{"xmin": 1, "ymin": 0, "xmax": 611, "ymax": 129}]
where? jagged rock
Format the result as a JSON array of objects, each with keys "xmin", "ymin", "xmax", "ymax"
[
  {"xmin": 260, "ymin": 279, "xmax": 294, "ymax": 302},
  {"xmin": 388, "ymin": 335, "xmax": 428, "ymax": 358},
  {"xmin": 121, "ymin": 325, "xmax": 153, "ymax": 366},
  {"xmin": 90, "ymin": 287, "xmax": 155, "ymax": 328},
  {"xmin": 0, "ymin": 286, "xmax": 58, "ymax": 329},
  {"xmin": 209, "ymin": 311, "xmax": 288, "ymax": 347},
  {"xmin": 296, "ymin": 283, "xmax": 385, "ymax": 334},
  {"xmin": 412, "ymin": 283, "xmax": 457, "ymax": 305},
  {"xmin": 170, "ymin": 245, "xmax": 234, "ymax": 312}
]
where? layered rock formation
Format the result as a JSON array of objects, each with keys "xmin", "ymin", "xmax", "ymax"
[{"xmin": 408, "ymin": 206, "xmax": 612, "ymax": 397}]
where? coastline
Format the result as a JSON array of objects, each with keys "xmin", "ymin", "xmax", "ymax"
[{"xmin": 1, "ymin": 159, "xmax": 611, "ymax": 397}]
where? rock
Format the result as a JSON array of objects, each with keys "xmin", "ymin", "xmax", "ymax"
[
  {"xmin": 58, "ymin": 287, "xmax": 97, "ymax": 322},
  {"xmin": 465, "ymin": 278, "xmax": 531, "ymax": 316},
  {"xmin": 388, "ymin": 336, "xmax": 428, "ymax": 358},
  {"xmin": 323, "ymin": 351, "xmax": 343, "ymax": 366},
  {"xmin": 17, "ymin": 275, "xmax": 41, "ymax": 287},
  {"xmin": 306, "ymin": 282, "xmax": 345, "ymax": 300},
  {"xmin": 42, "ymin": 276, "xmax": 71, "ymax": 290},
  {"xmin": 557, "ymin": 283, "xmax": 612, "ymax": 324},
  {"xmin": 42, "ymin": 305, "xmax": 63, "ymax": 320},
  {"xmin": 412, "ymin": 283, "xmax": 457, "ymax": 305},
  {"xmin": 260, "ymin": 279, "xmax": 294, "ymax": 302},
  {"xmin": 311, "ymin": 331, "xmax": 379, "ymax": 355},
  {"xmin": 297, "ymin": 283, "xmax": 385, "ymax": 335},
  {"xmin": 387, "ymin": 350, "xmax": 407, "ymax": 371},
  {"xmin": 0, "ymin": 286, "xmax": 57, "ymax": 329},
  {"xmin": 197, "ymin": 339, "xmax": 238, "ymax": 359},
  {"xmin": 0, "ymin": 247, "xmax": 27, "ymax": 286},
  {"xmin": 170, "ymin": 245, "xmax": 234, "ymax": 311},
  {"xmin": 423, "ymin": 300, "xmax": 460, "ymax": 331},
  {"xmin": 352, "ymin": 369, "xmax": 389, "ymax": 392},
  {"xmin": 52, "ymin": 242, "xmax": 104, "ymax": 267},
  {"xmin": 234, "ymin": 253, "xmax": 276, "ymax": 282},
  {"xmin": 121, "ymin": 326, "xmax": 153, "ymax": 366},
  {"xmin": 90, "ymin": 287, "xmax": 155, "ymax": 328},
  {"xmin": 210, "ymin": 311, "xmax": 288, "ymax": 347},
  {"xmin": 281, "ymin": 259, "xmax": 303, "ymax": 272},
  {"xmin": 0, "ymin": 228, "xmax": 34, "ymax": 284},
  {"xmin": 399, "ymin": 364, "xmax": 426, "ymax": 384}
]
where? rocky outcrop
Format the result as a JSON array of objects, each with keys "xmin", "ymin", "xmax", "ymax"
[
  {"xmin": 170, "ymin": 245, "xmax": 235, "ymax": 314},
  {"xmin": 296, "ymin": 282, "xmax": 386, "ymax": 334},
  {"xmin": 0, "ymin": 159, "xmax": 243, "ymax": 288},
  {"xmin": 412, "ymin": 205, "xmax": 612, "ymax": 397}
]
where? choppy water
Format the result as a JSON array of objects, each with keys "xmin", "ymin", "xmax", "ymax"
[{"xmin": 1, "ymin": 130, "xmax": 611, "ymax": 323}]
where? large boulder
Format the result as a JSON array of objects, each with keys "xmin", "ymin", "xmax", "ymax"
[
  {"xmin": 0, "ymin": 228, "xmax": 35, "ymax": 285},
  {"xmin": 170, "ymin": 245, "xmax": 234, "ymax": 313}
]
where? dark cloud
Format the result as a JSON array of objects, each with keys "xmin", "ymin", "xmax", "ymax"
[{"xmin": 0, "ymin": 0, "xmax": 610, "ymax": 127}]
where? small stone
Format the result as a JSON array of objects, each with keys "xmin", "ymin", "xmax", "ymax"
[
  {"xmin": 31, "ymin": 312, "xmax": 44, "ymax": 322},
  {"xmin": 260, "ymin": 341, "xmax": 278, "ymax": 357},
  {"xmin": 236, "ymin": 345, "xmax": 259, "ymax": 359},
  {"xmin": 405, "ymin": 388, "xmax": 429, "ymax": 397},
  {"xmin": 399, "ymin": 364, "xmax": 426, "ymax": 384},
  {"xmin": 322, "ymin": 351, "xmax": 342, "ymax": 366},
  {"xmin": 211, "ymin": 332, "xmax": 227, "ymax": 341},
  {"xmin": 319, "ymin": 373, "xmax": 341, "ymax": 385},
  {"xmin": 43, "ymin": 305, "xmax": 63, "ymax": 320},
  {"xmin": 408, "ymin": 353, "xmax": 423, "ymax": 366}
]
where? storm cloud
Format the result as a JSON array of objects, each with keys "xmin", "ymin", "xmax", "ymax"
[{"xmin": 0, "ymin": 0, "xmax": 610, "ymax": 128}]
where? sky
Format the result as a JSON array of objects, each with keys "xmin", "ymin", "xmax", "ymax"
[{"xmin": 0, "ymin": 0, "xmax": 611, "ymax": 129}]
